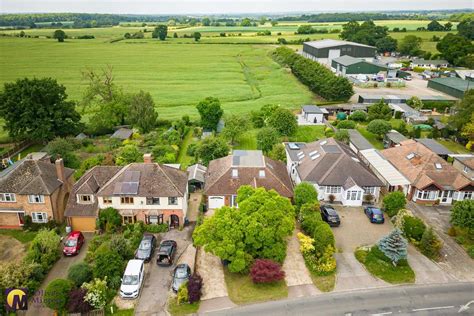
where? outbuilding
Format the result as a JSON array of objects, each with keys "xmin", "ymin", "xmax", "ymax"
[
  {"xmin": 300, "ymin": 105, "xmax": 328, "ymax": 124},
  {"xmin": 384, "ymin": 130, "xmax": 408, "ymax": 148},
  {"xmin": 427, "ymin": 77, "xmax": 471, "ymax": 99},
  {"xmin": 331, "ymin": 55, "xmax": 387, "ymax": 76},
  {"xmin": 348, "ymin": 129, "xmax": 373, "ymax": 155},
  {"xmin": 302, "ymin": 39, "xmax": 376, "ymax": 66}
]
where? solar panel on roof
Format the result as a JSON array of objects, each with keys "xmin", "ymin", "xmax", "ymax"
[
  {"xmin": 320, "ymin": 140, "xmax": 328, "ymax": 146},
  {"xmin": 288, "ymin": 143, "xmax": 300, "ymax": 150}
]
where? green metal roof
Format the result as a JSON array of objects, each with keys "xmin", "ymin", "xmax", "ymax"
[
  {"xmin": 429, "ymin": 77, "xmax": 471, "ymax": 91},
  {"xmin": 332, "ymin": 55, "xmax": 362, "ymax": 66}
]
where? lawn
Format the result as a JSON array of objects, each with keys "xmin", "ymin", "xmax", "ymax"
[
  {"xmin": 234, "ymin": 129, "xmax": 258, "ymax": 150},
  {"xmin": 224, "ymin": 268, "xmax": 288, "ymax": 305},
  {"xmin": 289, "ymin": 125, "xmax": 326, "ymax": 143},
  {"xmin": 167, "ymin": 298, "xmax": 200, "ymax": 316},
  {"xmin": 355, "ymin": 246, "xmax": 415, "ymax": 284},
  {"xmin": 437, "ymin": 139, "xmax": 470, "ymax": 154},
  {"xmin": 0, "ymin": 229, "xmax": 37, "ymax": 243},
  {"xmin": 309, "ymin": 272, "xmax": 336, "ymax": 292},
  {"xmin": 176, "ymin": 129, "xmax": 195, "ymax": 167},
  {"xmin": 356, "ymin": 126, "xmax": 384, "ymax": 150}
]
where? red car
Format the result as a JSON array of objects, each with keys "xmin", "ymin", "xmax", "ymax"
[{"xmin": 63, "ymin": 231, "xmax": 85, "ymax": 256}]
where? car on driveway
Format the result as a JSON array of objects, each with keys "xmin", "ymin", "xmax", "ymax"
[
  {"xmin": 156, "ymin": 240, "xmax": 177, "ymax": 266},
  {"xmin": 320, "ymin": 204, "xmax": 341, "ymax": 227},
  {"xmin": 171, "ymin": 263, "xmax": 192, "ymax": 292},
  {"xmin": 135, "ymin": 234, "xmax": 156, "ymax": 262},
  {"xmin": 62, "ymin": 231, "xmax": 85, "ymax": 256},
  {"xmin": 364, "ymin": 206, "xmax": 385, "ymax": 224},
  {"xmin": 120, "ymin": 259, "xmax": 145, "ymax": 299}
]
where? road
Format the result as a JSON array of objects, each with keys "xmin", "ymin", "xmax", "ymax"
[{"xmin": 206, "ymin": 282, "xmax": 474, "ymax": 315}]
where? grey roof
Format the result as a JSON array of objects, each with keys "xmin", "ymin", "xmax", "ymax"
[
  {"xmin": 411, "ymin": 58, "xmax": 448, "ymax": 65},
  {"xmin": 217, "ymin": 119, "xmax": 225, "ymax": 133},
  {"xmin": 323, "ymin": 104, "xmax": 368, "ymax": 111},
  {"xmin": 388, "ymin": 103, "xmax": 418, "ymax": 116},
  {"xmin": 385, "ymin": 130, "xmax": 408, "ymax": 144},
  {"xmin": 231, "ymin": 150, "xmax": 265, "ymax": 168},
  {"xmin": 333, "ymin": 55, "xmax": 363, "ymax": 66},
  {"xmin": 285, "ymin": 138, "xmax": 383, "ymax": 187},
  {"xmin": 455, "ymin": 70, "xmax": 474, "ymax": 80},
  {"xmin": 187, "ymin": 164, "xmax": 207, "ymax": 183},
  {"xmin": 0, "ymin": 158, "xmax": 74, "ymax": 195},
  {"xmin": 302, "ymin": 105, "xmax": 324, "ymax": 114},
  {"xmin": 415, "ymin": 138, "xmax": 453, "ymax": 156},
  {"xmin": 348, "ymin": 129, "xmax": 373, "ymax": 151},
  {"xmin": 111, "ymin": 127, "xmax": 133, "ymax": 140},
  {"xmin": 75, "ymin": 133, "xmax": 88, "ymax": 140},
  {"xmin": 304, "ymin": 39, "xmax": 375, "ymax": 49}
]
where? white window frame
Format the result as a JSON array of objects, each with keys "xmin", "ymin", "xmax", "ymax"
[
  {"xmin": 28, "ymin": 195, "xmax": 44, "ymax": 204},
  {"xmin": 346, "ymin": 190, "xmax": 362, "ymax": 201},
  {"xmin": 258, "ymin": 170, "xmax": 265, "ymax": 178},
  {"xmin": 416, "ymin": 190, "xmax": 438, "ymax": 200},
  {"xmin": 78, "ymin": 194, "xmax": 92, "ymax": 203},
  {"xmin": 363, "ymin": 187, "xmax": 376, "ymax": 195},
  {"xmin": 326, "ymin": 186, "xmax": 342, "ymax": 194},
  {"xmin": 231, "ymin": 169, "xmax": 238, "ymax": 178},
  {"xmin": 168, "ymin": 197, "xmax": 178, "ymax": 205},
  {"xmin": 147, "ymin": 197, "xmax": 161, "ymax": 205},
  {"xmin": 31, "ymin": 212, "xmax": 48, "ymax": 223},
  {"xmin": 462, "ymin": 191, "xmax": 473, "ymax": 200},
  {"xmin": 230, "ymin": 195, "xmax": 238, "ymax": 208},
  {"xmin": 0, "ymin": 193, "xmax": 16, "ymax": 202}
]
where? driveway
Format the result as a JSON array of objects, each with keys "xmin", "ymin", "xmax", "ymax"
[
  {"xmin": 187, "ymin": 192, "xmax": 202, "ymax": 223},
  {"xmin": 409, "ymin": 202, "xmax": 474, "ymax": 282},
  {"xmin": 134, "ymin": 225, "xmax": 194, "ymax": 316},
  {"xmin": 26, "ymin": 233, "xmax": 92, "ymax": 316}
]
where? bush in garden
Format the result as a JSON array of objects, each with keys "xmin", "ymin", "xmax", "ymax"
[
  {"xmin": 402, "ymin": 216, "xmax": 426, "ymax": 242},
  {"xmin": 25, "ymin": 229, "xmax": 61, "ymax": 270},
  {"xmin": 82, "ymin": 278, "xmax": 108, "ymax": 309},
  {"xmin": 44, "ymin": 279, "xmax": 73, "ymax": 311},
  {"xmin": 294, "ymin": 182, "xmax": 318, "ymax": 213},
  {"xmin": 383, "ymin": 191, "xmax": 406, "ymax": 217},
  {"xmin": 467, "ymin": 245, "xmax": 474, "ymax": 259},
  {"xmin": 297, "ymin": 232, "xmax": 315, "ymax": 254},
  {"xmin": 98, "ymin": 207, "xmax": 121, "ymax": 232},
  {"xmin": 92, "ymin": 248, "xmax": 124, "ymax": 289},
  {"xmin": 312, "ymin": 222, "xmax": 335, "ymax": 255},
  {"xmin": 187, "ymin": 274, "xmax": 203, "ymax": 303},
  {"xmin": 336, "ymin": 120, "xmax": 356, "ymax": 129},
  {"xmin": 315, "ymin": 245, "xmax": 337, "ymax": 274},
  {"xmin": 419, "ymin": 228, "xmax": 443, "ymax": 260},
  {"xmin": 68, "ymin": 262, "xmax": 93, "ymax": 287},
  {"xmin": 250, "ymin": 259, "xmax": 285, "ymax": 283},
  {"xmin": 123, "ymin": 221, "xmax": 145, "ymax": 249},
  {"xmin": 267, "ymin": 107, "xmax": 297, "ymax": 136},
  {"xmin": 391, "ymin": 209, "xmax": 414, "ymax": 229},
  {"xmin": 450, "ymin": 200, "xmax": 474, "ymax": 234},
  {"xmin": 109, "ymin": 234, "xmax": 132, "ymax": 260},
  {"xmin": 0, "ymin": 261, "xmax": 43, "ymax": 295},
  {"xmin": 300, "ymin": 203, "xmax": 322, "ymax": 221},
  {"xmin": 301, "ymin": 210, "xmax": 324, "ymax": 235},
  {"xmin": 349, "ymin": 110, "xmax": 367, "ymax": 122},
  {"xmin": 144, "ymin": 223, "xmax": 169, "ymax": 233},
  {"xmin": 67, "ymin": 288, "xmax": 92, "ymax": 314},
  {"xmin": 378, "ymin": 229, "xmax": 408, "ymax": 266},
  {"xmin": 177, "ymin": 282, "xmax": 189, "ymax": 305}
]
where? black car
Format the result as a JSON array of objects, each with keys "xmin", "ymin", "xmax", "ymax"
[
  {"xmin": 320, "ymin": 205, "xmax": 341, "ymax": 227},
  {"xmin": 171, "ymin": 263, "xmax": 192, "ymax": 292},
  {"xmin": 156, "ymin": 240, "xmax": 177, "ymax": 266},
  {"xmin": 135, "ymin": 234, "xmax": 156, "ymax": 262}
]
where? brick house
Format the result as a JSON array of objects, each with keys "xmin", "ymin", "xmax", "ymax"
[
  {"xmin": 0, "ymin": 153, "xmax": 74, "ymax": 228},
  {"xmin": 65, "ymin": 154, "xmax": 188, "ymax": 231}
]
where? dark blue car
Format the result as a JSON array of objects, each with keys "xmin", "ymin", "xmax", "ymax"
[{"xmin": 364, "ymin": 206, "xmax": 385, "ymax": 224}]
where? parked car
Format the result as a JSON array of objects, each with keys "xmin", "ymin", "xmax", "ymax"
[
  {"xmin": 171, "ymin": 263, "xmax": 192, "ymax": 292},
  {"xmin": 156, "ymin": 240, "xmax": 177, "ymax": 266},
  {"xmin": 403, "ymin": 75, "xmax": 412, "ymax": 81},
  {"xmin": 364, "ymin": 206, "xmax": 385, "ymax": 224},
  {"xmin": 320, "ymin": 205, "xmax": 341, "ymax": 227},
  {"xmin": 62, "ymin": 231, "xmax": 85, "ymax": 256},
  {"xmin": 135, "ymin": 234, "xmax": 156, "ymax": 262},
  {"xmin": 120, "ymin": 259, "xmax": 145, "ymax": 299}
]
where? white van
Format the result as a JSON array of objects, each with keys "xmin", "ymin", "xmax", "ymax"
[{"xmin": 120, "ymin": 259, "xmax": 145, "ymax": 299}]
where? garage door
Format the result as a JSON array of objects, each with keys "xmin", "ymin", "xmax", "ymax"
[
  {"xmin": 71, "ymin": 217, "xmax": 96, "ymax": 232},
  {"xmin": 208, "ymin": 196, "xmax": 225, "ymax": 209}
]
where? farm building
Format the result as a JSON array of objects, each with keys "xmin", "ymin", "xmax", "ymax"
[
  {"xmin": 331, "ymin": 55, "xmax": 387, "ymax": 76},
  {"xmin": 358, "ymin": 94, "xmax": 455, "ymax": 104},
  {"xmin": 410, "ymin": 59, "xmax": 448, "ymax": 69},
  {"xmin": 300, "ymin": 105, "xmax": 328, "ymax": 124},
  {"xmin": 302, "ymin": 39, "xmax": 376, "ymax": 66},
  {"xmin": 427, "ymin": 77, "xmax": 472, "ymax": 99},
  {"xmin": 323, "ymin": 104, "xmax": 368, "ymax": 116}
]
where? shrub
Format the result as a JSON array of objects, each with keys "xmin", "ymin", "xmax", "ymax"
[
  {"xmin": 68, "ymin": 263, "xmax": 92, "ymax": 287},
  {"xmin": 44, "ymin": 279, "xmax": 73, "ymax": 311},
  {"xmin": 177, "ymin": 282, "xmax": 189, "ymax": 305},
  {"xmin": 297, "ymin": 232, "xmax": 315, "ymax": 254},
  {"xmin": 467, "ymin": 245, "xmax": 474, "ymax": 259},
  {"xmin": 67, "ymin": 289, "xmax": 92, "ymax": 314},
  {"xmin": 267, "ymin": 107, "xmax": 297, "ymax": 136},
  {"xmin": 144, "ymin": 223, "xmax": 169, "ymax": 233},
  {"xmin": 312, "ymin": 222, "xmax": 335, "ymax": 255},
  {"xmin": 328, "ymin": 194, "xmax": 336, "ymax": 203},
  {"xmin": 98, "ymin": 207, "xmax": 121, "ymax": 232},
  {"xmin": 26, "ymin": 229, "xmax": 61, "ymax": 270},
  {"xmin": 109, "ymin": 235, "xmax": 132, "ymax": 260},
  {"xmin": 391, "ymin": 209, "xmax": 414, "ymax": 229},
  {"xmin": 383, "ymin": 191, "xmax": 406, "ymax": 217},
  {"xmin": 349, "ymin": 110, "xmax": 368, "ymax": 122},
  {"xmin": 294, "ymin": 182, "xmax": 318, "ymax": 213},
  {"xmin": 419, "ymin": 228, "xmax": 443, "ymax": 260},
  {"xmin": 367, "ymin": 119, "xmax": 391, "ymax": 139},
  {"xmin": 0, "ymin": 261, "xmax": 43, "ymax": 295},
  {"xmin": 82, "ymin": 278, "xmax": 108, "ymax": 309},
  {"xmin": 403, "ymin": 216, "xmax": 427, "ymax": 241},
  {"xmin": 450, "ymin": 200, "xmax": 474, "ymax": 233},
  {"xmin": 250, "ymin": 259, "xmax": 285, "ymax": 283},
  {"xmin": 187, "ymin": 274, "xmax": 203, "ymax": 303},
  {"xmin": 334, "ymin": 129, "xmax": 350, "ymax": 144},
  {"xmin": 336, "ymin": 120, "xmax": 356, "ymax": 129},
  {"xmin": 92, "ymin": 249, "xmax": 124, "ymax": 289},
  {"xmin": 447, "ymin": 226, "xmax": 457, "ymax": 237},
  {"xmin": 377, "ymin": 229, "xmax": 408, "ymax": 266}
]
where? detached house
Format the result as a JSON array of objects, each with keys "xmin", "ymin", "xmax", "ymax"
[
  {"xmin": 0, "ymin": 153, "xmax": 74, "ymax": 228},
  {"xmin": 65, "ymin": 154, "xmax": 188, "ymax": 231},
  {"xmin": 204, "ymin": 150, "xmax": 293, "ymax": 210},
  {"xmin": 382, "ymin": 140, "xmax": 473, "ymax": 205},
  {"xmin": 285, "ymin": 138, "xmax": 384, "ymax": 206}
]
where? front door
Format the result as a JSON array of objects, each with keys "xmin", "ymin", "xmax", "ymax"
[
  {"xmin": 440, "ymin": 191, "xmax": 453, "ymax": 204},
  {"xmin": 169, "ymin": 215, "xmax": 180, "ymax": 229}
]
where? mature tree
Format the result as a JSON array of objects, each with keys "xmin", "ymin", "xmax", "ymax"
[
  {"xmin": 67, "ymin": 263, "xmax": 92, "ymax": 287},
  {"xmin": 427, "ymin": 20, "xmax": 445, "ymax": 31},
  {"xmin": 383, "ymin": 191, "xmax": 406, "ymax": 217},
  {"xmin": 44, "ymin": 279, "xmax": 73, "ymax": 311},
  {"xmin": 93, "ymin": 248, "xmax": 124, "ymax": 287},
  {"xmin": 368, "ymin": 100, "xmax": 392, "ymax": 121},
  {"xmin": 436, "ymin": 33, "xmax": 474, "ymax": 66},
  {"xmin": 450, "ymin": 90, "xmax": 474, "ymax": 133},
  {"xmin": 268, "ymin": 143, "xmax": 287, "ymax": 163},
  {"xmin": 398, "ymin": 35, "xmax": 422, "ymax": 56},
  {"xmin": 450, "ymin": 200, "xmax": 474, "ymax": 233},
  {"xmin": 152, "ymin": 25, "xmax": 168, "ymax": 40},
  {"xmin": 268, "ymin": 107, "xmax": 297, "ymax": 136},
  {"xmin": 196, "ymin": 97, "xmax": 224, "ymax": 131},
  {"xmin": 257, "ymin": 127, "xmax": 280, "ymax": 154},
  {"xmin": 193, "ymin": 32, "xmax": 202, "ymax": 41},
  {"xmin": 222, "ymin": 114, "xmax": 249, "ymax": 145},
  {"xmin": 115, "ymin": 145, "xmax": 142, "ymax": 166},
  {"xmin": 53, "ymin": 29, "xmax": 66, "ymax": 42},
  {"xmin": 202, "ymin": 17, "xmax": 211, "ymax": 26},
  {"xmin": 241, "ymin": 18, "xmax": 252, "ymax": 27},
  {"xmin": 26, "ymin": 229, "xmax": 61, "ymax": 269},
  {"xmin": 251, "ymin": 104, "xmax": 278, "ymax": 128},
  {"xmin": 407, "ymin": 96, "xmax": 424, "ymax": 110},
  {"xmin": 196, "ymin": 136, "xmax": 230, "ymax": 166},
  {"xmin": 294, "ymin": 182, "xmax": 318, "ymax": 212},
  {"xmin": 0, "ymin": 78, "xmax": 81, "ymax": 141},
  {"xmin": 349, "ymin": 110, "xmax": 368, "ymax": 122},
  {"xmin": 461, "ymin": 113, "xmax": 474, "ymax": 148},
  {"xmin": 129, "ymin": 91, "xmax": 158, "ymax": 133},
  {"xmin": 46, "ymin": 138, "xmax": 80, "ymax": 168},
  {"xmin": 457, "ymin": 19, "xmax": 474, "ymax": 40},
  {"xmin": 334, "ymin": 129, "xmax": 350, "ymax": 144},
  {"xmin": 193, "ymin": 186, "xmax": 295, "ymax": 272},
  {"xmin": 444, "ymin": 22, "xmax": 453, "ymax": 31},
  {"xmin": 375, "ymin": 36, "xmax": 397, "ymax": 53},
  {"xmin": 340, "ymin": 20, "xmax": 389, "ymax": 47},
  {"xmin": 377, "ymin": 229, "xmax": 408, "ymax": 266},
  {"xmin": 367, "ymin": 119, "xmax": 391, "ymax": 139}
]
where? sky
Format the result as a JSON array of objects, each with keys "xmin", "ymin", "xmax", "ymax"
[{"xmin": 0, "ymin": 0, "xmax": 472, "ymax": 15}]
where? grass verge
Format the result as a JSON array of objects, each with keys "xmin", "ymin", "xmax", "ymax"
[
  {"xmin": 309, "ymin": 271, "xmax": 336, "ymax": 292},
  {"xmin": 224, "ymin": 267, "xmax": 288, "ymax": 305},
  {"xmin": 168, "ymin": 297, "xmax": 200, "ymax": 316},
  {"xmin": 0, "ymin": 229, "xmax": 37, "ymax": 243},
  {"xmin": 355, "ymin": 246, "xmax": 415, "ymax": 284}
]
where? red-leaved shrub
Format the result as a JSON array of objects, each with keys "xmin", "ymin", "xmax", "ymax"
[
  {"xmin": 187, "ymin": 274, "xmax": 203, "ymax": 303},
  {"xmin": 67, "ymin": 288, "xmax": 92, "ymax": 313},
  {"xmin": 250, "ymin": 259, "xmax": 285, "ymax": 283}
]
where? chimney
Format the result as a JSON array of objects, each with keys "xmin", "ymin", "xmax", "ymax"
[
  {"xmin": 143, "ymin": 153, "xmax": 153, "ymax": 164},
  {"xmin": 55, "ymin": 158, "xmax": 67, "ymax": 184}
]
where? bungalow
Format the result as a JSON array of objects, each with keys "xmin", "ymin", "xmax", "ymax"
[
  {"xmin": 410, "ymin": 59, "xmax": 449, "ymax": 69},
  {"xmin": 285, "ymin": 138, "xmax": 384, "ymax": 206},
  {"xmin": 204, "ymin": 150, "xmax": 293, "ymax": 210}
]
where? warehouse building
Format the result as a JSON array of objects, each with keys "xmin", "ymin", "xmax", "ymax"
[
  {"xmin": 331, "ymin": 56, "xmax": 387, "ymax": 76},
  {"xmin": 358, "ymin": 94, "xmax": 455, "ymax": 104},
  {"xmin": 427, "ymin": 77, "xmax": 472, "ymax": 99},
  {"xmin": 302, "ymin": 39, "xmax": 376, "ymax": 66}
]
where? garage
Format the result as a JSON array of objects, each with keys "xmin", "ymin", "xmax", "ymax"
[
  {"xmin": 70, "ymin": 217, "xmax": 96, "ymax": 232},
  {"xmin": 208, "ymin": 196, "xmax": 225, "ymax": 210}
]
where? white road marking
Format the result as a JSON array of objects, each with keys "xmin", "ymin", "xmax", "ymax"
[
  {"xmin": 371, "ymin": 312, "xmax": 392, "ymax": 315},
  {"xmin": 412, "ymin": 305, "xmax": 454, "ymax": 312}
]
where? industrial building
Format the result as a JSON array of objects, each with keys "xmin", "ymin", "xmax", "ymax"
[
  {"xmin": 427, "ymin": 77, "xmax": 472, "ymax": 99},
  {"xmin": 302, "ymin": 39, "xmax": 376, "ymax": 66},
  {"xmin": 331, "ymin": 56, "xmax": 387, "ymax": 76}
]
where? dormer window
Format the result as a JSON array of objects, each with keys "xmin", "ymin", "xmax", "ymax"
[
  {"xmin": 434, "ymin": 163, "xmax": 442, "ymax": 169},
  {"xmin": 28, "ymin": 195, "xmax": 44, "ymax": 204},
  {"xmin": 232, "ymin": 169, "xmax": 238, "ymax": 178},
  {"xmin": 78, "ymin": 195, "xmax": 92, "ymax": 203},
  {"xmin": 259, "ymin": 170, "xmax": 266, "ymax": 178}
]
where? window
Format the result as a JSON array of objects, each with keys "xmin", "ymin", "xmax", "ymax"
[
  {"xmin": 168, "ymin": 197, "xmax": 178, "ymax": 205},
  {"xmin": 406, "ymin": 153, "xmax": 415, "ymax": 160},
  {"xmin": 231, "ymin": 169, "xmax": 238, "ymax": 178},
  {"xmin": 103, "ymin": 197, "xmax": 112, "ymax": 204},
  {"xmin": 346, "ymin": 190, "xmax": 362, "ymax": 201},
  {"xmin": 79, "ymin": 195, "xmax": 92, "ymax": 203},
  {"xmin": 147, "ymin": 197, "xmax": 160, "ymax": 205},
  {"xmin": 31, "ymin": 212, "xmax": 48, "ymax": 223},
  {"xmin": 416, "ymin": 190, "xmax": 437, "ymax": 200},
  {"xmin": 121, "ymin": 197, "xmax": 134, "ymax": 204},
  {"xmin": 231, "ymin": 195, "xmax": 238, "ymax": 207},
  {"xmin": 122, "ymin": 215, "xmax": 136, "ymax": 224},
  {"xmin": 28, "ymin": 195, "xmax": 44, "ymax": 203},
  {"xmin": 0, "ymin": 193, "xmax": 16, "ymax": 202},
  {"xmin": 462, "ymin": 191, "xmax": 473, "ymax": 200},
  {"xmin": 464, "ymin": 166, "xmax": 470, "ymax": 173},
  {"xmin": 326, "ymin": 186, "xmax": 342, "ymax": 194},
  {"xmin": 259, "ymin": 170, "xmax": 265, "ymax": 178},
  {"xmin": 363, "ymin": 187, "xmax": 376, "ymax": 195}
]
